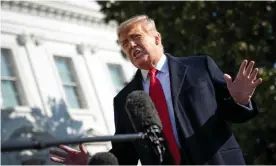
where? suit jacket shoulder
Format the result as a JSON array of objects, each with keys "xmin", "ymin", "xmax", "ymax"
[{"xmin": 168, "ymin": 54, "xmax": 211, "ymax": 70}]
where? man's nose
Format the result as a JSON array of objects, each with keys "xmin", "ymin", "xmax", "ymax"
[{"xmin": 129, "ymin": 40, "xmax": 137, "ymax": 48}]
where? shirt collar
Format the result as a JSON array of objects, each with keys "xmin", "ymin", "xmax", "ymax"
[{"xmin": 141, "ymin": 54, "xmax": 168, "ymax": 81}]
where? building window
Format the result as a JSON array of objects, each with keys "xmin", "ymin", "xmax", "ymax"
[
  {"xmin": 107, "ymin": 63, "xmax": 126, "ymax": 93},
  {"xmin": 1, "ymin": 48, "xmax": 21, "ymax": 108},
  {"xmin": 54, "ymin": 56, "xmax": 84, "ymax": 109}
]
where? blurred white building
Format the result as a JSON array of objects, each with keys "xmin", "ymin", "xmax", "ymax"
[{"xmin": 1, "ymin": 1, "xmax": 136, "ymax": 164}]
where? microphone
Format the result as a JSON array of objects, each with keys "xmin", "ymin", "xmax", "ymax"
[
  {"xmin": 88, "ymin": 152, "xmax": 118, "ymax": 165},
  {"xmin": 125, "ymin": 90, "xmax": 166, "ymax": 165}
]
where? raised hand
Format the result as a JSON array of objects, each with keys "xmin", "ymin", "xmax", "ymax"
[
  {"xmin": 50, "ymin": 144, "xmax": 89, "ymax": 165},
  {"xmin": 224, "ymin": 60, "xmax": 263, "ymax": 105}
]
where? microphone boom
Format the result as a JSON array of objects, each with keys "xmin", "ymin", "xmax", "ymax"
[{"xmin": 1, "ymin": 133, "xmax": 145, "ymax": 152}]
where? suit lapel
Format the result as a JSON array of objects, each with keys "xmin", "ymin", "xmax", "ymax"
[
  {"xmin": 167, "ymin": 54, "xmax": 188, "ymax": 101},
  {"xmin": 167, "ymin": 54, "xmax": 194, "ymax": 139},
  {"xmin": 130, "ymin": 69, "xmax": 143, "ymax": 91}
]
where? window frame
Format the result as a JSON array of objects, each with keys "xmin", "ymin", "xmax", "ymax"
[
  {"xmin": 53, "ymin": 55, "xmax": 86, "ymax": 109},
  {"xmin": 44, "ymin": 42, "xmax": 99, "ymax": 116},
  {"xmin": 1, "ymin": 46, "xmax": 29, "ymax": 111},
  {"xmin": 1, "ymin": 48, "xmax": 21, "ymax": 107}
]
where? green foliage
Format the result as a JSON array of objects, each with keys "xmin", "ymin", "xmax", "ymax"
[{"xmin": 97, "ymin": 1, "xmax": 276, "ymax": 164}]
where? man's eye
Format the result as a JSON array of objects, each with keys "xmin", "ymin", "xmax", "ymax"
[
  {"xmin": 134, "ymin": 35, "xmax": 141, "ymax": 39},
  {"xmin": 123, "ymin": 42, "xmax": 128, "ymax": 47}
]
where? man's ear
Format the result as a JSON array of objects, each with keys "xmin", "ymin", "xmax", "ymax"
[{"xmin": 155, "ymin": 33, "xmax": 161, "ymax": 45}]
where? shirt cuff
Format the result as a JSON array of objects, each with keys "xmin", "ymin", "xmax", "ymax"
[{"xmin": 236, "ymin": 100, "xmax": 253, "ymax": 111}]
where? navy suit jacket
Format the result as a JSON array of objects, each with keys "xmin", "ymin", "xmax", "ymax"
[{"xmin": 109, "ymin": 54, "xmax": 259, "ymax": 165}]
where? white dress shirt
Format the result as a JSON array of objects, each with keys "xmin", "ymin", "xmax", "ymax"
[{"xmin": 141, "ymin": 54, "xmax": 252, "ymax": 148}]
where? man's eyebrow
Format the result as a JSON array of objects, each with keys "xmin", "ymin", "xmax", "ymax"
[
  {"xmin": 117, "ymin": 31, "xmax": 142, "ymax": 44},
  {"xmin": 117, "ymin": 39, "xmax": 127, "ymax": 45}
]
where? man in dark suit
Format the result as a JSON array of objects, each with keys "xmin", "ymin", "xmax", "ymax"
[{"xmin": 49, "ymin": 15, "xmax": 262, "ymax": 165}]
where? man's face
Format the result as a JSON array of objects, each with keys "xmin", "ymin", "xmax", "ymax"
[{"xmin": 118, "ymin": 23, "xmax": 159, "ymax": 69}]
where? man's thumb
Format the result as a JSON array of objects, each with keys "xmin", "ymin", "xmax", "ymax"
[
  {"xmin": 79, "ymin": 144, "xmax": 87, "ymax": 153},
  {"xmin": 223, "ymin": 74, "xmax": 232, "ymax": 86}
]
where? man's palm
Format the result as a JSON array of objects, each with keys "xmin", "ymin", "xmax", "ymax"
[
  {"xmin": 50, "ymin": 144, "xmax": 89, "ymax": 165},
  {"xmin": 224, "ymin": 60, "xmax": 262, "ymax": 105}
]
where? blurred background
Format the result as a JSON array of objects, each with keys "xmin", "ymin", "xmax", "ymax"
[
  {"xmin": 1, "ymin": 0, "xmax": 276, "ymax": 165},
  {"xmin": 1, "ymin": 0, "xmax": 136, "ymax": 164}
]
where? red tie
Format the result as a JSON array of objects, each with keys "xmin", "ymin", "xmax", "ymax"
[{"xmin": 148, "ymin": 68, "xmax": 181, "ymax": 165}]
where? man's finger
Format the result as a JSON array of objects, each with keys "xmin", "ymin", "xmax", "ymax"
[
  {"xmin": 244, "ymin": 61, "xmax": 255, "ymax": 76},
  {"xmin": 237, "ymin": 60, "xmax": 248, "ymax": 77},
  {"xmin": 249, "ymin": 68, "xmax": 259, "ymax": 81},
  {"xmin": 252, "ymin": 78, "xmax": 263, "ymax": 87},
  {"xmin": 58, "ymin": 145, "xmax": 78, "ymax": 153},
  {"xmin": 50, "ymin": 150, "xmax": 67, "ymax": 158},
  {"xmin": 79, "ymin": 144, "xmax": 87, "ymax": 153},
  {"xmin": 224, "ymin": 74, "xmax": 233, "ymax": 87},
  {"xmin": 50, "ymin": 156, "xmax": 65, "ymax": 164}
]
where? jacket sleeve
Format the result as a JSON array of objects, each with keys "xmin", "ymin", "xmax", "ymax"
[
  {"xmin": 109, "ymin": 97, "xmax": 139, "ymax": 165},
  {"xmin": 204, "ymin": 55, "xmax": 259, "ymax": 123}
]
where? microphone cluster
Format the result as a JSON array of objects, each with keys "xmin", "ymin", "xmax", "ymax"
[{"xmin": 1, "ymin": 91, "xmax": 167, "ymax": 165}]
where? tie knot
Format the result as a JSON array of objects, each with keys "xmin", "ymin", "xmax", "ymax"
[{"xmin": 148, "ymin": 68, "xmax": 158, "ymax": 77}]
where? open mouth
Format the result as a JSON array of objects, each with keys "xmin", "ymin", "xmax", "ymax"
[{"xmin": 133, "ymin": 50, "xmax": 143, "ymax": 59}]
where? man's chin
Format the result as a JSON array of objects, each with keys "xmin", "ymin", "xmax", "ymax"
[{"xmin": 135, "ymin": 62, "xmax": 151, "ymax": 70}]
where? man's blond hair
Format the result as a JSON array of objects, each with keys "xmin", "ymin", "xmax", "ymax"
[{"xmin": 117, "ymin": 15, "xmax": 157, "ymax": 37}]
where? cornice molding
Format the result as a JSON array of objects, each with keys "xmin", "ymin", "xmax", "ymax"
[{"xmin": 1, "ymin": 1, "xmax": 117, "ymax": 29}]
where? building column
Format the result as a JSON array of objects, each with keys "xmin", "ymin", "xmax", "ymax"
[
  {"xmin": 16, "ymin": 33, "xmax": 51, "ymax": 117},
  {"xmin": 76, "ymin": 43, "xmax": 115, "ymax": 136}
]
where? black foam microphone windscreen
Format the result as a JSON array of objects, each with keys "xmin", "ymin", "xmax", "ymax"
[
  {"xmin": 88, "ymin": 152, "xmax": 118, "ymax": 165},
  {"xmin": 125, "ymin": 90, "xmax": 162, "ymax": 132}
]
